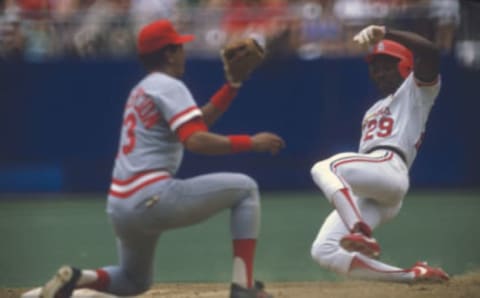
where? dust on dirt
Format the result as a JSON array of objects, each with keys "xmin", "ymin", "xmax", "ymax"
[{"xmin": 6, "ymin": 271, "xmax": 480, "ymax": 298}]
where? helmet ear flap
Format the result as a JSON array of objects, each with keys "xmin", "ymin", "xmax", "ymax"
[{"xmin": 397, "ymin": 58, "xmax": 412, "ymax": 78}]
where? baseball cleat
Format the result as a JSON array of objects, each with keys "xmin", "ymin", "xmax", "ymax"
[
  {"xmin": 230, "ymin": 280, "xmax": 273, "ymax": 298},
  {"xmin": 40, "ymin": 266, "xmax": 81, "ymax": 298},
  {"xmin": 340, "ymin": 232, "xmax": 381, "ymax": 258},
  {"xmin": 410, "ymin": 261, "xmax": 449, "ymax": 282}
]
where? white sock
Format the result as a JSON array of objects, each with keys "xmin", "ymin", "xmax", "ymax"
[
  {"xmin": 76, "ymin": 270, "xmax": 98, "ymax": 287},
  {"xmin": 232, "ymin": 257, "xmax": 248, "ymax": 288}
]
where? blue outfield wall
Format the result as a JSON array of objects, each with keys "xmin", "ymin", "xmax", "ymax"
[{"xmin": 0, "ymin": 55, "xmax": 478, "ymax": 193}]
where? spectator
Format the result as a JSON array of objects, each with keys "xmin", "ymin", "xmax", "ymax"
[
  {"xmin": 182, "ymin": 0, "xmax": 226, "ymax": 58},
  {"xmin": 72, "ymin": 0, "xmax": 134, "ymax": 58},
  {"xmin": 428, "ymin": 0, "xmax": 460, "ymax": 50},
  {"xmin": 0, "ymin": 0, "xmax": 461, "ymax": 60},
  {"xmin": 295, "ymin": 0, "xmax": 343, "ymax": 59},
  {"xmin": 18, "ymin": 0, "xmax": 60, "ymax": 61},
  {"xmin": 222, "ymin": 0, "xmax": 295, "ymax": 57},
  {"xmin": 0, "ymin": 1, "xmax": 24, "ymax": 59},
  {"xmin": 129, "ymin": 0, "xmax": 181, "ymax": 34}
]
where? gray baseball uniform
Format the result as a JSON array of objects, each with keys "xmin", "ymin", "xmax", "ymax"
[{"xmin": 102, "ymin": 72, "xmax": 261, "ymax": 295}]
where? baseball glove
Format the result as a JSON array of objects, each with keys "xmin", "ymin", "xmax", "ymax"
[{"xmin": 221, "ymin": 38, "xmax": 265, "ymax": 87}]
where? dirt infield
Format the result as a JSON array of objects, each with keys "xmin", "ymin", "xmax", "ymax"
[{"xmin": 6, "ymin": 271, "xmax": 480, "ymax": 298}]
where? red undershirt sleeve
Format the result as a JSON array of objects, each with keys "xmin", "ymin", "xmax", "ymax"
[{"xmin": 176, "ymin": 117, "xmax": 208, "ymax": 143}]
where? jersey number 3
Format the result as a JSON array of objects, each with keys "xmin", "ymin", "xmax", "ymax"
[
  {"xmin": 122, "ymin": 113, "xmax": 136, "ymax": 155},
  {"xmin": 363, "ymin": 116, "xmax": 394, "ymax": 141}
]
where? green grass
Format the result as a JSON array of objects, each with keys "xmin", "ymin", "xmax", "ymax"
[{"xmin": 0, "ymin": 191, "xmax": 479, "ymax": 287}]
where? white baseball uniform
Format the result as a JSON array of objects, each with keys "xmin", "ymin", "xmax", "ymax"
[
  {"xmin": 310, "ymin": 73, "xmax": 441, "ymax": 281},
  {"xmin": 100, "ymin": 72, "xmax": 261, "ymax": 295}
]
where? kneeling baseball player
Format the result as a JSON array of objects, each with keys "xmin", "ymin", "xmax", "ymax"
[{"xmin": 37, "ymin": 20, "xmax": 283, "ymax": 298}]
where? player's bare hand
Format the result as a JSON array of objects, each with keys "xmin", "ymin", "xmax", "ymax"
[
  {"xmin": 353, "ymin": 25, "xmax": 386, "ymax": 46},
  {"xmin": 251, "ymin": 132, "xmax": 285, "ymax": 155}
]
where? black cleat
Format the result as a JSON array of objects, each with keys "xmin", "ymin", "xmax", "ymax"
[
  {"xmin": 230, "ymin": 280, "xmax": 273, "ymax": 298},
  {"xmin": 40, "ymin": 266, "xmax": 81, "ymax": 298}
]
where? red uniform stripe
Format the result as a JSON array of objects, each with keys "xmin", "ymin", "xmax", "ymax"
[
  {"xmin": 111, "ymin": 170, "xmax": 159, "ymax": 186},
  {"xmin": 328, "ymin": 152, "xmax": 394, "ymax": 226},
  {"xmin": 109, "ymin": 172, "xmax": 170, "ymax": 199},
  {"xmin": 339, "ymin": 187, "xmax": 362, "ymax": 225},
  {"xmin": 330, "ymin": 152, "xmax": 394, "ymax": 189},
  {"xmin": 331, "ymin": 152, "xmax": 394, "ymax": 171}
]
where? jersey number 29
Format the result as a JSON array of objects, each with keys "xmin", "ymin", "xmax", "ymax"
[{"xmin": 363, "ymin": 116, "xmax": 394, "ymax": 141}]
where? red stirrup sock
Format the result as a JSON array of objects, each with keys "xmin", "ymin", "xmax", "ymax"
[
  {"xmin": 232, "ymin": 239, "xmax": 256, "ymax": 288},
  {"xmin": 88, "ymin": 269, "xmax": 110, "ymax": 291}
]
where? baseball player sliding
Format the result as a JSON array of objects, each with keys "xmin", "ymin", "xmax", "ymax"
[
  {"xmin": 38, "ymin": 20, "xmax": 282, "ymax": 298},
  {"xmin": 310, "ymin": 25, "xmax": 449, "ymax": 282}
]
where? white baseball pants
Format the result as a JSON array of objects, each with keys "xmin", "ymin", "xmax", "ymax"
[{"xmin": 310, "ymin": 149, "xmax": 410, "ymax": 277}]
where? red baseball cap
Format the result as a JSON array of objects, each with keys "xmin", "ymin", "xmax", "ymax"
[{"xmin": 137, "ymin": 20, "xmax": 195, "ymax": 55}]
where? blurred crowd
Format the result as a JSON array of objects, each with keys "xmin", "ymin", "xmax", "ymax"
[{"xmin": 0, "ymin": 0, "xmax": 462, "ymax": 62}]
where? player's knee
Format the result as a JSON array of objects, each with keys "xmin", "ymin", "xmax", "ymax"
[
  {"xmin": 129, "ymin": 277, "xmax": 152, "ymax": 295},
  {"xmin": 311, "ymin": 240, "xmax": 335, "ymax": 268},
  {"xmin": 115, "ymin": 270, "xmax": 153, "ymax": 296},
  {"xmin": 232, "ymin": 173, "xmax": 258, "ymax": 192},
  {"xmin": 381, "ymin": 201, "xmax": 403, "ymax": 224},
  {"xmin": 387, "ymin": 181, "xmax": 409, "ymax": 205},
  {"xmin": 232, "ymin": 173, "xmax": 260, "ymax": 206},
  {"xmin": 397, "ymin": 179, "xmax": 409, "ymax": 199},
  {"xmin": 243, "ymin": 175, "xmax": 259, "ymax": 192},
  {"xmin": 310, "ymin": 160, "xmax": 329, "ymax": 183},
  {"xmin": 311, "ymin": 240, "xmax": 349, "ymax": 275},
  {"xmin": 311, "ymin": 160, "xmax": 340, "ymax": 201},
  {"xmin": 240, "ymin": 175, "xmax": 260, "ymax": 199}
]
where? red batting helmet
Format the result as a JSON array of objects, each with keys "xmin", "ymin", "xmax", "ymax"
[{"xmin": 366, "ymin": 39, "xmax": 414, "ymax": 78}]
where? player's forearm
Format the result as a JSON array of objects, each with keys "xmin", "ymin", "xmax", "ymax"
[
  {"xmin": 201, "ymin": 83, "xmax": 239, "ymax": 127},
  {"xmin": 184, "ymin": 131, "xmax": 251, "ymax": 155},
  {"xmin": 384, "ymin": 29, "xmax": 437, "ymax": 55},
  {"xmin": 385, "ymin": 28, "xmax": 440, "ymax": 81},
  {"xmin": 201, "ymin": 102, "xmax": 223, "ymax": 127}
]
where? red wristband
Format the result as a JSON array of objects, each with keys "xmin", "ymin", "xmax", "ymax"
[
  {"xmin": 228, "ymin": 135, "xmax": 252, "ymax": 153},
  {"xmin": 210, "ymin": 83, "xmax": 239, "ymax": 111}
]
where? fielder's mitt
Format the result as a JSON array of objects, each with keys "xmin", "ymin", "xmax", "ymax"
[{"xmin": 221, "ymin": 38, "xmax": 265, "ymax": 87}]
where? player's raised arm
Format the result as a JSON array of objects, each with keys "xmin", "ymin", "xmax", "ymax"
[
  {"xmin": 353, "ymin": 25, "xmax": 440, "ymax": 83},
  {"xmin": 201, "ymin": 37, "xmax": 265, "ymax": 127}
]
